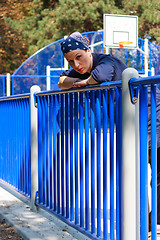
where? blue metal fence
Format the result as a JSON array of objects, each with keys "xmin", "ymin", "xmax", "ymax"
[
  {"xmin": 0, "ymin": 75, "xmax": 6, "ymax": 97},
  {"xmin": 34, "ymin": 82, "xmax": 122, "ymax": 239},
  {"xmin": 0, "ymin": 94, "xmax": 31, "ymax": 198},
  {"xmin": 0, "ymin": 71, "xmax": 160, "ymax": 239},
  {"xmin": 130, "ymin": 74, "xmax": 160, "ymax": 240}
]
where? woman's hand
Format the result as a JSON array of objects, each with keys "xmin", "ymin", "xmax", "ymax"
[
  {"xmin": 58, "ymin": 75, "xmax": 98, "ymax": 89},
  {"xmin": 73, "ymin": 79, "xmax": 88, "ymax": 88},
  {"xmin": 73, "ymin": 76, "xmax": 98, "ymax": 88},
  {"xmin": 58, "ymin": 76, "xmax": 79, "ymax": 89}
]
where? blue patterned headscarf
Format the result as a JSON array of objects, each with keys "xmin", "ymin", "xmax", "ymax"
[{"xmin": 61, "ymin": 32, "xmax": 89, "ymax": 55}]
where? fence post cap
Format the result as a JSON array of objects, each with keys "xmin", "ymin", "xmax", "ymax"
[
  {"xmin": 30, "ymin": 85, "xmax": 41, "ymax": 96},
  {"xmin": 122, "ymin": 67, "xmax": 139, "ymax": 75}
]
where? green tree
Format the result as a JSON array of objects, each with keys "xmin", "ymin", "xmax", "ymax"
[
  {"xmin": 5, "ymin": 0, "xmax": 60, "ymax": 55},
  {"xmin": 122, "ymin": 0, "xmax": 160, "ymax": 44},
  {"xmin": 4, "ymin": 0, "xmax": 46, "ymax": 55},
  {"xmin": 5, "ymin": 0, "xmax": 123, "ymax": 56},
  {"xmin": 53, "ymin": 0, "xmax": 123, "ymax": 39},
  {"xmin": 0, "ymin": 0, "xmax": 31, "ymax": 74},
  {"xmin": 1, "ymin": 0, "xmax": 159, "ymax": 74}
]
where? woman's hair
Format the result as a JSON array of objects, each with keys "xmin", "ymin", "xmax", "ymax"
[{"xmin": 61, "ymin": 32, "xmax": 89, "ymax": 55}]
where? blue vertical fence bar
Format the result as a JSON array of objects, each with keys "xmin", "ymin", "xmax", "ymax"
[
  {"xmin": 13, "ymin": 101, "xmax": 16, "ymax": 186},
  {"xmin": 85, "ymin": 91, "xmax": 89, "ymax": 231},
  {"xmin": 22, "ymin": 100, "xmax": 25, "ymax": 193},
  {"xmin": 23, "ymin": 99, "xmax": 26, "ymax": 193},
  {"xmin": 109, "ymin": 89, "xmax": 115, "ymax": 240},
  {"xmin": 116, "ymin": 87, "xmax": 122, "ymax": 240},
  {"xmin": 53, "ymin": 95, "xmax": 57, "ymax": 211},
  {"xmin": 3, "ymin": 76, "xmax": 5, "ymax": 96},
  {"xmin": 140, "ymin": 85, "xmax": 148, "ymax": 239},
  {"xmin": 90, "ymin": 91, "xmax": 95, "ymax": 234},
  {"xmin": 26, "ymin": 97, "xmax": 31, "ymax": 197},
  {"xmin": 56, "ymin": 95, "xmax": 61, "ymax": 214},
  {"xmin": 96, "ymin": 90, "xmax": 101, "ymax": 237},
  {"xmin": 24, "ymin": 100, "xmax": 28, "ymax": 194},
  {"xmin": 65, "ymin": 93, "xmax": 69, "ymax": 219},
  {"xmin": 61, "ymin": 94, "xmax": 65, "ymax": 216},
  {"xmin": 12, "ymin": 102, "xmax": 16, "ymax": 188},
  {"xmin": 116, "ymin": 87, "xmax": 120, "ymax": 240},
  {"xmin": 49, "ymin": 95, "xmax": 53, "ymax": 209},
  {"xmin": 116, "ymin": 88, "xmax": 120, "ymax": 240},
  {"xmin": 17, "ymin": 100, "xmax": 21, "ymax": 191},
  {"xmin": 4, "ymin": 102, "xmax": 8, "ymax": 183},
  {"xmin": 3, "ymin": 102, "xmax": 5, "ymax": 180},
  {"xmin": 79, "ymin": 92, "xmax": 84, "ymax": 228},
  {"xmin": 74, "ymin": 92, "xmax": 79, "ymax": 225},
  {"xmin": 8, "ymin": 102, "xmax": 11, "ymax": 185},
  {"xmin": 24, "ymin": 100, "xmax": 27, "ymax": 193},
  {"xmin": 18, "ymin": 100, "xmax": 22, "ymax": 192},
  {"xmin": 70, "ymin": 93, "xmax": 74, "ymax": 221},
  {"xmin": 20, "ymin": 100, "xmax": 23, "ymax": 192},
  {"xmin": 102, "ymin": 89, "xmax": 108, "ymax": 240},
  {"xmin": 27, "ymin": 98, "xmax": 31, "ymax": 196},
  {"xmin": 38, "ymin": 96, "xmax": 43, "ymax": 204},
  {"xmin": 41, "ymin": 97, "xmax": 46, "ymax": 206},
  {"xmin": 8, "ymin": 101, "xmax": 12, "ymax": 185},
  {"xmin": 151, "ymin": 85, "xmax": 157, "ymax": 239},
  {"xmin": 1, "ymin": 102, "xmax": 4, "ymax": 180},
  {"xmin": 44, "ymin": 96, "xmax": 49, "ymax": 207}
]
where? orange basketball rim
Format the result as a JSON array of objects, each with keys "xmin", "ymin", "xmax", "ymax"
[{"xmin": 119, "ymin": 41, "xmax": 133, "ymax": 48}]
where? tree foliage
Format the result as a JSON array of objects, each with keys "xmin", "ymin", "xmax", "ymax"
[
  {"xmin": 0, "ymin": 0, "xmax": 30, "ymax": 73},
  {"xmin": 0, "ymin": 0, "xmax": 159, "ymax": 74},
  {"xmin": 122, "ymin": 0, "xmax": 160, "ymax": 43},
  {"xmin": 53, "ymin": 0, "xmax": 122, "ymax": 39}
]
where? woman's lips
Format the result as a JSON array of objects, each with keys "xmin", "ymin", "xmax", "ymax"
[{"xmin": 78, "ymin": 68, "xmax": 83, "ymax": 72}]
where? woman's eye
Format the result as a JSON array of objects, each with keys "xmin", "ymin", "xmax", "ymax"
[
  {"xmin": 69, "ymin": 60, "xmax": 73, "ymax": 65},
  {"xmin": 77, "ymin": 55, "xmax": 81, "ymax": 59}
]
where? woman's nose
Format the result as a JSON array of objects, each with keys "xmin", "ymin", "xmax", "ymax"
[{"xmin": 74, "ymin": 60, "xmax": 79, "ymax": 68}]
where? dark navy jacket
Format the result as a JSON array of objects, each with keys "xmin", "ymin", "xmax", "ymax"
[{"xmin": 60, "ymin": 53, "xmax": 127, "ymax": 82}]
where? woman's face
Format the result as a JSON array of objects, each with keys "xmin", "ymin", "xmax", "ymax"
[{"xmin": 65, "ymin": 49, "xmax": 92, "ymax": 74}]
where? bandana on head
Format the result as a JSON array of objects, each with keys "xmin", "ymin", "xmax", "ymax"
[{"xmin": 61, "ymin": 32, "xmax": 89, "ymax": 55}]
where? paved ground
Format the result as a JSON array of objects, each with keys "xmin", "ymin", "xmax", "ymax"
[
  {"xmin": 0, "ymin": 182, "xmax": 90, "ymax": 240},
  {"xmin": 1, "ymin": 181, "xmax": 160, "ymax": 240}
]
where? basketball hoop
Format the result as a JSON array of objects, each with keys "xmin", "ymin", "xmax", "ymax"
[{"xmin": 119, "ymin": 41, "xmax": 133, "ymax": 48}]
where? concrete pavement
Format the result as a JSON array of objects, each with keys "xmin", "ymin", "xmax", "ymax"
[
  {"xmin": 0, "ymin": 182, "xmax": 90, "ymax": 240},
  {"xmin": 1, "ymin": 181, "xmax": 160, "ymax": 240}
]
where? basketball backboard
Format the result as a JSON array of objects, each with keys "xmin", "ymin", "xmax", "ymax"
[{"xmin": 103, "ymin": 14, "xmax": 138, "ymax": 49}]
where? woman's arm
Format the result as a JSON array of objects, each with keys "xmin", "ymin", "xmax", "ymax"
[
  {"xmin": 73, "ymin": 76, "xmax": 98, "ymax": 88},
  {"xmin": 58, "ymin": 76, "xmax": 80, "ymax": 89},
  {"xmin": 58, "ymin": 75, "xmax": 99, "ymax": 89}
]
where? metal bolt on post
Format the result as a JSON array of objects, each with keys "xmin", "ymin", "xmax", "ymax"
[{"xmin": 30, "ymin": 85, "xmax": 41, "ymax": 212}]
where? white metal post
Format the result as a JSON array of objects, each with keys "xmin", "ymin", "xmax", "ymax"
[
  {"xmin": 144, "ymin": 38, "xmax": 149, "ymax": 77},
  {"xmin": 46, "ymin": 65, "xmax": 51, "ymax": 90},
  {"xmin": 6, "ymin": 73, "xmax": 11, "ymax": 96},
  {"xmin": 63, "ymin": 35, "xmax": 69, "ymax": 70},
  {"xmin": 105, "ymin": 46, "xmax": 109, "ymax": 55},
  {"xmin": 122, "ymin": 68, "xmax": 140, "ymax": 240},
  {"xmin": 151, "ymin": 67, "xmax": 155, "ymax": 76},
  {"xmin": 64, "ymin": 58, "xmax": 68, "ymax": 69},
  {"xmin": 30, "ymin": 85, "xmax": 41, "ymax": 211}
]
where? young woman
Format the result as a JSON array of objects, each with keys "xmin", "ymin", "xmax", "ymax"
[
  {"xmin": 58, "ymin": 32, "xmax": 127, "ymax": 89},
  {"xmin": 59, "ymin": 32, "xmax": 160, "ymax": 230}
]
